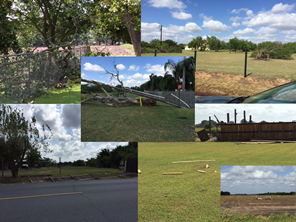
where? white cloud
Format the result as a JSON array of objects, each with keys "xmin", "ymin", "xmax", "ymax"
[
  {"xmin": 232, "ymin": 22, "xmax": 240, "ymax": 27},
  {"xmin": 141, "ymin": 22, "xmax": 202, "ymax": 43},
  {"xmin": 271, "ymin": 3, "xmax": 295, "ymax": 13},
  {"xmin": 171, "ymin": 11, "xmax": 192, "ymax": 20},
  {"xmin": 246, "ymin": 10, "xmax": 254, "ymax": 18},
  {"xmin": 133, "ymin": 73, "xmax": 143, "ymax": 80},
  {"xmin": 148, "ymin": 0, "xmax": 186, "ymax": 9},
  {"xmin": 202, "ymin": 19, "xmax": 231, "ymax": 33},
  {"xmin": 242, "ymin": 5, "xmax": 296, "ymax": 30},
  {"xmin": 146, "ymin": 64, "xmax": 165, "ymax": 76},
  {"xmin": 231, "ymin": 8, "xmax": 248, "ymax": 14},
  {"xmin": 128, "ymin": 65, "xmax": 140, "ymax": 71},
  {"xmin": 81, "ymin": 73, "xmax": 88, "ymax": 79},
  {"xmin": 83, "ymin": 62, "xmax": 105, "ymax": 72},
  {"xmin": 116, "ymin": 64, "xmax": 126, "ymax": 71},
  {"xmin": 255, "ymin": 27, "xmax": 277, "ymax": 37},
  {"xmin": 233, "ymin": 28, "xmax": 255, "ymax": 35},
  {"xmin": 282, "ymin": 30, "xmax": 296, "ymax": 35},
  {"xmin": 229, "ymin": 16, "xmax": 241, "ymax": 22}
]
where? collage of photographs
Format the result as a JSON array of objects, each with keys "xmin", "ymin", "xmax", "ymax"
[{"xmin": 1, "ymin": 0, "xmax": 296, "ymax": 221}]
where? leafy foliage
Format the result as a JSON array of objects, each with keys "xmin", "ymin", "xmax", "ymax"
[{"xmin": 0, "ymin": 105, "xmax": 52, "ymax": 177}]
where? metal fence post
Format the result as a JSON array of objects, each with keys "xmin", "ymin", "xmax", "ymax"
[
  {"xmin": 244, "ymin": 51, "xmax": 247, "ymax": 78},
  {"xmin": 155, "ymin": 50, "xmax": 157, "ymax": 57}
]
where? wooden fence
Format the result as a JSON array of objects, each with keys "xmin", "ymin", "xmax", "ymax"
[{"xmin": 218, "ymin": 122, "xmax": 296, "ymax": 141}]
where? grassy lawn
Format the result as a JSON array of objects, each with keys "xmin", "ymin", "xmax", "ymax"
[
  {"xmin": 81, "ymin": 93, "xmax": 194, "ymax": 142},
  {"xmin": 120, "ymin": 44, "xmax": 135, "ymax": 54},
  {"xmin": 141, "ymin": 50, "xmax": 196, "ymax": 57},
  {"xmin": 138, "ymin": 142, "xmax": 296, "ymax": 222},
  {"xmin": 33, "ymin": 83, "xmax": 81, "ymax": 104},
  {"xmin": 0, "ymin": 84, "xmax": 81, "ymax": 104},
  {"xmin": 1, "ymin": 166, "xmax": 127, "ymax": 184}
]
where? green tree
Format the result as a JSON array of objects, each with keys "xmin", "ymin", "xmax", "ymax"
[
  {"xmin": 95, "ymin": 0, "xmax": 141, "ymax": 56},
  {"xmin": 0, "ymin": 0, "xmax": 22, "ymax": 54},
  {"xmin": 228, "ymin": 37, "xmax": 240, "ymax": 52},
  {"xmin": 207, "ymin": 36, "xmax": 221, "ymax": 52},
  {"xmin": 26, "ymin": 147, "xmax": 42, "ymax": 167},
  {"xmin": 12, "ymin": 0, "xmax": 95, "ymax": 48},
  {"xmin": 188, "ymin": 36, "xmax": 206, "ymax": 51},
  {"xmin": 0, "ymin": 105, "xmax": 52, "ymax": 177}
]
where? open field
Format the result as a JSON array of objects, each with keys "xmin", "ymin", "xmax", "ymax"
[
  {"xmin": 193, "ymin": 51, "xmax": 296, "ymax": 96},
  {"xmin": 221, "ymin": 195, "xmax": 296, "ymax": 217},
  {"xmin": 138, "ymin": 142, "xmax": 296, "ymax": 221},
  {"xmin": 141, "ymin": 49, "xmax": 197, "ymax": 57},
  {"xmin": 0, "ymin": 166, "xmax": 128, "ymax": 184},
  {"xmin": 81, "ymin": 93, "xmax": 194, "ymax": 142}
]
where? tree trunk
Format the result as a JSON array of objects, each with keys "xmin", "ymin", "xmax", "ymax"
[
  {"xmin": 8, "ymin": 161, "xmax": 19, "ymax": 178},
  {"xmin": 124, "ymin": 10, "xmax": 141, "ymax": 57}
]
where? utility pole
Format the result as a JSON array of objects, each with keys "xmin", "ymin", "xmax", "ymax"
[{"xmin": 160, "ymin": 25, "xmax": 162, "ymax": 45}]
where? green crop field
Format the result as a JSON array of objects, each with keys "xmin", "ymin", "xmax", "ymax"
[
  {"xmin": 138, "ymin": 142, "xmax": 296, "ymax": 221},
  {"xmin": 81, "ymin": 93, "xmax": 195, "ymax": 142}
]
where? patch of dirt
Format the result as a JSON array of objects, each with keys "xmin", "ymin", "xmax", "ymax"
[{"xmin": 195, "ymin": 71, "xmax": 290, "ymax": 97}]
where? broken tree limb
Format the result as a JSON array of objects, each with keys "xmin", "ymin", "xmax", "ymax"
[
  {"xmin": 163, "ymin": 172, "xmax": 183, "ymax": 175},
  {"xmin": 172, "ymin": 160, "xmax": 215, "ymax": 164},
  {"xmin": 197, "ymin": 170, "xmax": 207, "ymax": 173},
  {"xmin": 81, "ymin": 78, "xmax": 139, "ymax": 107}
]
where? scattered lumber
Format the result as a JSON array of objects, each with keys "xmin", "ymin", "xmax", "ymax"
[
  {"xmin": 163, "ymin": 172, "xmax": 183, "ymax": 175},
  {"xmin": 251, "ymin": 139, "xmax": 296, "ymax": 143},
  {"xmin": 172, "ymin": 160, "xmax": 215, "ymax": 164},
  {"xmin": 197, "ymin": 170, "xmax": 207, "ymax": 173},
  {"xmin": 235, "ymin": 141, "xmax": 276, "ymax": 145}
]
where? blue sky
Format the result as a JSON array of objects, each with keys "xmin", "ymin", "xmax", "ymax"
[
  {"xmin": 81, "ymin": 56, "xmax": 186, "ymax": 87},
  {"xmin": 221, "ymin": 166, "xmax": 296, "ymax": 194},
  {"xmin": 195, "ymin": 104, "xmax": 296, "ymax": 124},
  {"xmin": 142, "ymin": 0, "xmax": 296, "ymax": 44}
]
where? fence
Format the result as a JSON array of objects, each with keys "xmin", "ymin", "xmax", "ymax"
[
  {"xmin": 217, "ymin": 122, "xmax": 296, "ymax": 141},
  {"xmin": 144, "ymin": 91, "xmax": 195, "ymax": 108},
  {"xmin": 0, "ymin": 47, "xmax": 83, "ymax": 102}
]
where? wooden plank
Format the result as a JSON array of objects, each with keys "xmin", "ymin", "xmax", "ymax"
[
  {"xmin": 172, "ymin": 160, "xmax": 215, "ymax": 164},
  {"xmin": 197, "ymin": 170, "xmax": 207, "ymax": 173},
  {"xmin": 163, "ymin": 172, "xmax": 183, "ymax": 175}
]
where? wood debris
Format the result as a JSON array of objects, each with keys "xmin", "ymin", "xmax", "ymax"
[
  {"xmin": 163, "ymin": 172, "xmax": 183, "ymax": 175},
  {"xmin": 172, "ymin": 160, "xmax": 215, "ymax": 164},
  {"xmin": 197, "ymin": 170, "xmax": 207, "ymax": 173}
]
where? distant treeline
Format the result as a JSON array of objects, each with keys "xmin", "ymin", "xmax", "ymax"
[{"xmin": 221, "ymin": 191, "xmax": 296, "ymax": 195}]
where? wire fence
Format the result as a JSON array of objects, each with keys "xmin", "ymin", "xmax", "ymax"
[
  {"xmin": 0, "ymin": 47, "xmax": 84, "ymax": 102},
  {"xmin": 144, "ymin": 91, "xmax": 195, "ymax": 108}
]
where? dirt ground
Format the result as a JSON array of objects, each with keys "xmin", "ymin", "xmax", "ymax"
[
  {"xmin": 221, "ymin": 195, "xmax": 296, "ymax": 217},
  {"xmin": 195, "ymin": 71, "xmax": 290, "ymax": 97}
]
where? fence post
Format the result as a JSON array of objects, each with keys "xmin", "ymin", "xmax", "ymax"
[
  {"xmin": 244, "ymin": 51, "xmax": 247, "ymax": 78},
  {"xmin": 194, "ymin": 51, "xmax": 197, "ymax": 71},
  {"xmin": 155, "ymin": 50, "xmax": 157, "ymax": 57}
]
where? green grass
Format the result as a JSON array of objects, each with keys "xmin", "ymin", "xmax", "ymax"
[
  {"xmin": 138, "ymin": 142, "xmax": 296, "ymax": 222},
  {"xmin": 81, "ymin": 93, "xmax": 194, "ymax": 142},
  {"xmin": 194, "ymin": 51, "xmax": 296, "ymax": 80},
  {"xmin": 141, "ymin": 49, "xmax": 196, "ymax": 57},
  {"xmin": 0, "ymin": 84, "xmax": 81, "ymax": 104},
  {"xmin": 33, "ymin": 83, "xmax": 81, "ymax": 104},
  {"xmin": 1, "ymin": 166, "xmax": 126, "ymax": 184},
  {"xmin": 120, "ymin": 44, "xmax": 135, "ymax": 54}
]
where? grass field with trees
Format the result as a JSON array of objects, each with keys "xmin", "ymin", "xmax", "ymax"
[
  {"xmin": 81, "ymin": 93, "xmax": 194, "ymax": 142},
  {"xmin": 138, "ymin": 142, "xmax": 296, "ymax": 221}
]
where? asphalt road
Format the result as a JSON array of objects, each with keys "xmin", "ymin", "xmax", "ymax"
[{"xmin": 0, "ymin": 178, "xmax": 137, "ymax": 222}]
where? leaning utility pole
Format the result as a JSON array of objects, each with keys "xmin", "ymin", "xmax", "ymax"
[{"xmin": 160, "ymin": 25, "xmax": 162, "ymax": 45}]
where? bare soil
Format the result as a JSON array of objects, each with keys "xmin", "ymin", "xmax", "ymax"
[
  {"xmin": 221, "ymin": 195, "xmax": 296, "ymax": 217},
  {"xmin": 195, "ymin": 71, "xmax": 290, "ymax": 97}
]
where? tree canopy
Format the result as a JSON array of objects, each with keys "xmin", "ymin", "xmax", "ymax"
[{"xmin": 0, "ymin": 105, "xmax": 52, "ymax": 177}]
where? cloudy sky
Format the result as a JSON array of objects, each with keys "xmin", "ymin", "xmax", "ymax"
[
  {"xmin": 142, "ymin": 0, "xmax": 296, "ymax": 44},
  {"xmin": 195, "ymin": 104, "xmax": 296, "ymax": 124},
  {"xmin": 5, "ymin": 105, "xmax": 129, "ymax": 162},
  {"xmin": 81, "ymin": 57, "xmax": 184, "ymax": 88},
  {"xmin": 221, "ymin": 166, "xmax": 296, "ymax": 194}
]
